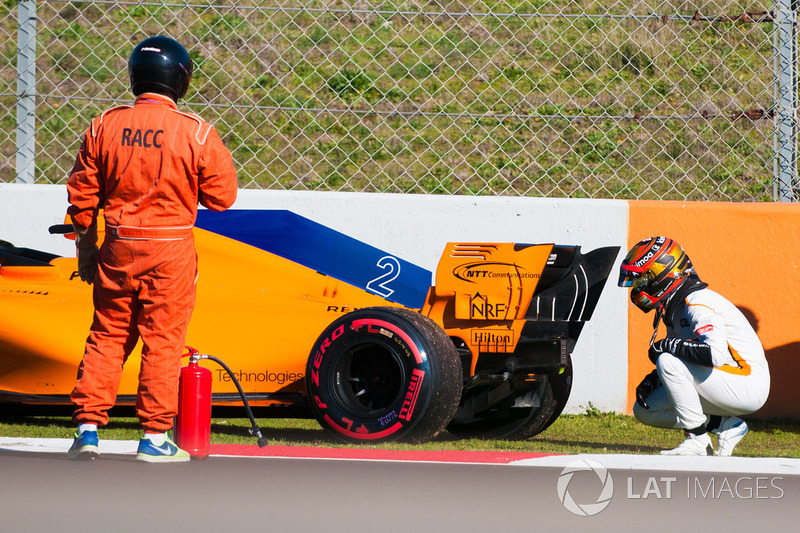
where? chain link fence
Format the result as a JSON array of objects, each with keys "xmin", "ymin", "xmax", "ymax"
[{"xmin": 1, "ymin": 1, "xmax": 796, "ymax": 200}]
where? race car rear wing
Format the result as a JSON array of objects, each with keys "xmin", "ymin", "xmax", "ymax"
[
  {"xmin": 425, "ymin": 242, "xmax": 619, "ymax": 324},
  {"xmin": 423, "ymin": 242, "xmax": 620, "ymax": 369}
]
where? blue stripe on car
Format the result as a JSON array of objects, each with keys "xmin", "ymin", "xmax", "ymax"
[{"xmin": 195, "ymin": 210, "xmax": 432, "ymax": 309}]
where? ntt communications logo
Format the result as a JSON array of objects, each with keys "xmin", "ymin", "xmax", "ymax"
[{"xmin": 557, "ymin": 459, "xmax": 614, "ymax": 516}]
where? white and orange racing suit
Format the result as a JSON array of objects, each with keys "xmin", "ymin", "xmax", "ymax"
[
  {"xmin": 66, "ymin": 92, "xmax": 237, "ymax": 433},
  {"xmin": 634, "ymin": 287, "xmax": 770, "ymax": 431}
]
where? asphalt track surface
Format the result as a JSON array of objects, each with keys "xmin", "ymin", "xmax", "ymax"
[{"xmin": 1, "ymin": 439, "xmax": 798, "ymax": 533}]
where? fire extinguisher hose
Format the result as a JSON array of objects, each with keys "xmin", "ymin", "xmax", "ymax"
[{"xmin": 196, "ymin": 354, "xmax": 270, "ymax": 448}]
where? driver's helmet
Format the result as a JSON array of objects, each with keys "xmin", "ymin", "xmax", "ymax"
[
  {"xmin": 128, "ymin": 36, "xmax": 193, "ymax": 101},
  {"xmin": 618, "ymin": 236, "xmax": 693, "ymax": 312}
]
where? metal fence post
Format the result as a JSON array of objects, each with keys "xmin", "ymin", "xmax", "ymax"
[
  {"xmin": 16, "ymin": 0, "xmax": 37, "ymax": 184},
  {"xmin": 775, "ymin": 0, "xmax": 798, "ymax": 201}
]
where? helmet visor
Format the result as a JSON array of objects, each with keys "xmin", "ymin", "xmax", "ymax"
[{"xmin": 618, "ymin": 266, "xmax": 648, "ymax": 289}]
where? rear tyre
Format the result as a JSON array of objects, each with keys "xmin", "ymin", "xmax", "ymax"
[
  {"xmin": 306, "ymin": 307, "xmax": 462, "ymax": 443},
  {"xmin": 446, "ymin": 353, "xmax": 573, "ymax": 440},
  {"xmin": 446, "ymin": 379, "xmax": 556, "ymax": 441},
  {"xmin": 540, "ymin": 355, "xmax": 573, "ymax": 433}
]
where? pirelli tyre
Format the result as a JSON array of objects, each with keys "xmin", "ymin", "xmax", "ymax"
[
  {"xmin": 306, "ymin": 307, "xmax": 463, "ymax": 444},
  {"xmin": 446, "ymin": 375, "xmax": 559, "ymax": 441}
]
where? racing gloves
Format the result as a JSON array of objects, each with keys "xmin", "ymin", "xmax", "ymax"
[
  {"xmin": 72, "ymin": 220, "xmax": 99, "ymax": 284},
  {"xmin": 635, "ymin": 369, "xmax": 660, "ymax": 409},
  {"xmin": 648, "ymin": 337, "xmax": 713, "ymax": 367}
]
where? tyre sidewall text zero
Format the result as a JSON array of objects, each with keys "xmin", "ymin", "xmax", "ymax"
[{"xmin": 306, "ymin": 307, "xmax": 461, "ymax": 443}]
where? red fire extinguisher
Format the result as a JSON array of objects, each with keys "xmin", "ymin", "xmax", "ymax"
[
  {"xmin": 176, "ymin": 347, "xmax": 212, "ymax": 459},
  {"xmin": 175, "ymin": 347, "xmax": 269, "ymax": 458}
]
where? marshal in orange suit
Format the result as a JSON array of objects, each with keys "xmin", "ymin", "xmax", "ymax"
[{"xmin": 65, "ymin": 36, "xmax": 237, "ymax": 462}]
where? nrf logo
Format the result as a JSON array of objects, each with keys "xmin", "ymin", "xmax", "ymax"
[{"xmin": 470, "ymin": 293, "xmax": 509, "ymax": 320}]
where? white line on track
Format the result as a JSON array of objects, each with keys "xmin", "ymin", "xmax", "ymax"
[
  {"xmin": 0, "ymin": 437, "xmax": 139, "ymax": 455},
  {"xmin": 509, "ymin": 453, "xmax": 800, "ymax": 475},
  {"xmin": 2, "ymin": 437, "xmax": 799, "ymax": 475}
]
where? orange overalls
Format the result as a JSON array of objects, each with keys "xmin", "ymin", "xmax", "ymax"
[{"xmin": 66, "ymin": 93, "xmax": 237, "ymax": 433}]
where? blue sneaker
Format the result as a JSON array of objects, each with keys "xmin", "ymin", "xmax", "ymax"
[
  {"xmin": 67, "ymin": 430, "xmax": 99, "ymax": 460},
  {"xmin": 136, "ymin": 435, "xmax": 190, "ymax": 463}
]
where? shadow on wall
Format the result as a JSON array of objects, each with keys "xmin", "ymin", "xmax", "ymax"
[{"xmin": 739, "ymin": 307, "xmax": 800, "ymax": 420}]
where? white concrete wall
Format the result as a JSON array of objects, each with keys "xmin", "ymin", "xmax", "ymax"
[
  {"xmin": 0, "ymin": 183, "xmax": 630, "ymax": 413},
  {"xmin": 0, "ymin": 184, "xmax": 76, "ymax": 257}
]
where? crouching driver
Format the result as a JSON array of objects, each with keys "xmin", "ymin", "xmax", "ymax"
[{"xmin": 619, "ymin": 237, "xmax": 769, "ymax": 456}]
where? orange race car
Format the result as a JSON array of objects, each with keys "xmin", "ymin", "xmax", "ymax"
[{"xmin": 0, "ymin": 210, "xmax": 618, "ymax": 443}]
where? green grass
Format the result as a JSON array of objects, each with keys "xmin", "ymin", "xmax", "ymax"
[
  {"xmin": 2, "ymin": 410, "xmax": 798, "ymax": 458},
  {"xmin": 0, "ymin": 1, "xmax": 777, "ymax": 199}
]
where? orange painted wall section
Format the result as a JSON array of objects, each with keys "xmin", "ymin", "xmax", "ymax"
[{"xmin": 626, "ymin": 201, "xmax": 800, "ymax": 419}]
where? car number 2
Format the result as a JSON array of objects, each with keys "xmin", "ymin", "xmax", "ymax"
[{"xmin": 366, "ymin": 256, "xmax": 401, "ymax": 298}]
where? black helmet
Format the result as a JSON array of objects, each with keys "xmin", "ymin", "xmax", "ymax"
[{"xmin": 128, "ymin": 36, "xmax": 193, "ymax": 100}]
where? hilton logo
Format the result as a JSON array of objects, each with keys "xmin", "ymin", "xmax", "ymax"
[{"xmin": 471, "ymin": 328, "xmax": 514, "ymax": 347}]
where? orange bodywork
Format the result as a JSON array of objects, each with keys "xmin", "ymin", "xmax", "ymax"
[
  {"xmin": 422, "ymin": 243, "xmax": 553, "ymax": 376},
  {"xmin": 0, "ymin": 219, "xmax": 398, "ymax": 406},
  {"xmin": 0, "ymin": 210, "xmax": 617, "ymax": 417}
]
